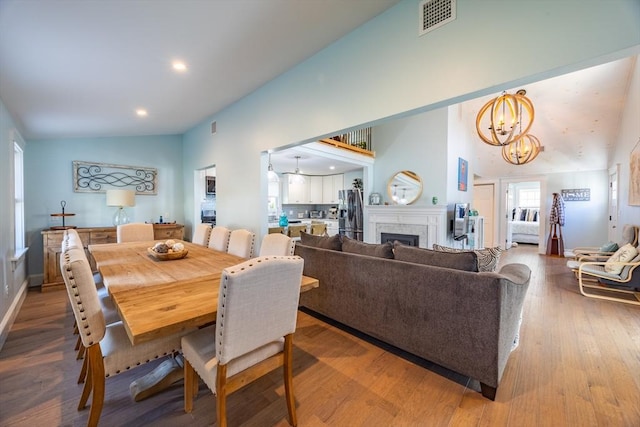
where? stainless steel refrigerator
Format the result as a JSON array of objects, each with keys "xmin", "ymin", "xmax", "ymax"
[{"xmin": 338, "ymin": 189, "xmax": 363, "ymax": 241}]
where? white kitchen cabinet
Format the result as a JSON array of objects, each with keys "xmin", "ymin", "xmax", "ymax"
[
  {"xmin": 283, "ymin": 174, "xmax": 308, "ymax": 204},
  {"xmin": 322, "ymin": 174, "xmax": 344, "ymax": 204},
  {"xmin": 308, "ymin": 176, "xmax": 323, "ymax": 204}
]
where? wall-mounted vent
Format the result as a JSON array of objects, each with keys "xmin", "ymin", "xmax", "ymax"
[
  {"xmin": 419, "ymin": 0, "xmax": 456, "ymax": 36},
  {"xmin": 211, "ymin": 121, "xmax": 217, "ymax": 134}
]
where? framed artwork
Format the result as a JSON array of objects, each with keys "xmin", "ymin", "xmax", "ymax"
[
  {"xmin": 630, "ymin": 139, "xmax": 640, "ymax": 206},
  {"xmin": 73, "ymin": 160, "xmax": 157, "ymax": 194},
  {"xmin": 458, "ymin": 157, "xmax": 468, "ymax": 192}
]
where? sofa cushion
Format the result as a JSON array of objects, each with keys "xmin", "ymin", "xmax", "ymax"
[
  {"xmin": 432, "ymin": 244, "xmax": 503, "ymax": 272},
  {"xmin": 393, "ymin": 242, "xmax": 478, "ymax": 272},
  {"xmin": 342, "ymin": 236, "xmax": 394, "ymax": 259},
  {"xmin": 605, "ymin": 243, "xmax": 638, "ymax": 274},
  {"xmin": 299, "ymin": 231, "xmax": 342, "ymax": 251}
]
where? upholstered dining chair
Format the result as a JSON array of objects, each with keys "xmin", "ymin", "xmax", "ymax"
[
  {"xmin": 116, "ymin": 222, "xmax": 154, "ymax": 243},
  {"xmin": 226, "ymin": 229, "xmax": 256, "ymax": 259},
  {"xmin": 62, "ymin": 231, "xmax": 120, "ymax": 366},
  {"xmin": 60, "ymin": 246, "xmax": 186, "ymax": 427},
  {"xmin": 192, "ymin": 223, "xmax": 212, "ymax": 246},
  {"xmin": 181, "ymin": 256, "xmax": 304, "ymax": 427},
  {"xmin": 208, "ymin": 226, "xmax": 231, "ymax": 252},
  {"xmin": 259, "ymin": 233, "xmax": 295, "ymax": 256}
]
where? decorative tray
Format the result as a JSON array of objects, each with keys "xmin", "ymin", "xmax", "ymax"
[{"xmin": 147, "ymin": 247, "xmax": 189, "ymax": 261}]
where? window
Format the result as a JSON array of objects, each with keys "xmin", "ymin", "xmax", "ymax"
[
  {"xmin": 14, "ymin": 141, "xmax": 24, "ymax": 250},
  {"xmin": 518, "ymin": 188, "xmax": 540, "ymax": 208}
]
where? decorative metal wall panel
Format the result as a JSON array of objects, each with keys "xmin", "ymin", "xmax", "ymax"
[{"xmin": 73, "ymin": 161, "xmax": 157, "ymax": 194}]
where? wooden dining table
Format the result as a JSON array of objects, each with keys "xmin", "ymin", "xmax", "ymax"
[{"xmin": 89, "ymin": 240, "xmax": 319, "ymax": 346}]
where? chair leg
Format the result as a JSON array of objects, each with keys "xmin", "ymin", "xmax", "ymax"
[
  {"xmin": 78, "ymin": 354, "xmax": 88, "ymax": 384},
  {"xmin": 184, "ymin": 359, "xmax": 196, "ymax": 413},
  {"xmin": 77, "ymin": 343, "xmax": 85, "ymax": 360},
  {"xmin": 283, "ymin": 334, "xmax": 297, "ymax": 427},
  {"xmin": 75, "ymin": 334, "xmax": 82, "ymax": 352},
  {"xmin": 216, "ymin": 364, "xmax": 228, "ymax": 427},
  {"xmin": 86, "ymin": 345, "xmax": 106, "ymax": 427},
  {"xmin": 78, "ymin": 353, "xmax": 92, "ymax": 410}
]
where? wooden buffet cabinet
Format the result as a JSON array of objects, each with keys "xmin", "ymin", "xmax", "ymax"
[{"xmin": 41, "ymin": 223, "xmax": 184, "ymax": 291}]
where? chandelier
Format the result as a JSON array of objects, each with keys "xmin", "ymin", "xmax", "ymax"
[
  {"xmin": 502, "ymin": 133, "xmax": 541, "ymax": 165},
  {"xmin": 475, "ymin": 89, "xmax": 535, "ymax": 146}
]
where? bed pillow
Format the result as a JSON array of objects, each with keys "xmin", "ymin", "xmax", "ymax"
[
  {"xmin": 394, "ymin": 242, "xmax": 478, "ymax": 272},
  {"xmin": 299, "ymin": 231, "xmax": 342, "ymax": 251},
  {"xmin": 604, "ymin": 243, "xmax": 638, "ymax": 274},
  {"xmin": 432, "ymin": 244, "xmax": 503, "ymax": 272},
  {"xmin": 341, "ymin": 236, "xmax": 394, "ymax": 259}
]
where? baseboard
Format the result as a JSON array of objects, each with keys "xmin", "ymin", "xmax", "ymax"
[{"xmin": 0, "ymin": 278, "xmax": 29, "ymax": 352}]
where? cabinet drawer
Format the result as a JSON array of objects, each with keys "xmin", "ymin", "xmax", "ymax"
[
  {"xmin": 90, "ymin": 231, "xmax": 116, "ymax": 244},
  {"xmin": 43, "ymin": 233, "xmax": 64, "ymax": 247}
]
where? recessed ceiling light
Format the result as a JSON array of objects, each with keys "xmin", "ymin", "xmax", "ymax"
[
  {"xmin": 172, "ymin": 61, "xmax": 187, "ymax": 72},
  {"xmin": 329, "ymin": 166, "xmax": 335, "ymax": 170},
  {"xmin": 136, "ymin": 109, "xmax": 148, "ymax": 117}
]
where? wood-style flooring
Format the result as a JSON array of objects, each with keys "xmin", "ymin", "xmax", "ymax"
[{"xmin": 1, "ymin": 245, "xmax": 639, "ymax": 426}]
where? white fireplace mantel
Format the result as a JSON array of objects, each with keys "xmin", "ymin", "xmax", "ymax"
[{"xmin": 364, "ymin": 205, "xmax": 447, "ymax": 248}]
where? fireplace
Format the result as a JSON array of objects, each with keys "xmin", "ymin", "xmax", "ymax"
[
  {"xmin": 381, "ymin": 232, "xmax": 419, "ymax": 247},
  {"xmin": 365, "ymin": 205, "xmax": 447, "ymax": 249}
]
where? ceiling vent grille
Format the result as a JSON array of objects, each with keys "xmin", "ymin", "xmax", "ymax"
[{"xmin": 419, "ymin": 0, "xmax": 456, "ymax": 36}]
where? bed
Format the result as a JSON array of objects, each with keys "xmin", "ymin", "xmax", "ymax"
[{"xmin": 509, "ymin": 207, "xmax": 540, "ymax": 244}]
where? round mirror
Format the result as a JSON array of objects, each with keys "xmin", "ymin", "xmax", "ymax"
[{"xmin": 387, "ymin": 171, "xmax": 423, "ymax": 205}]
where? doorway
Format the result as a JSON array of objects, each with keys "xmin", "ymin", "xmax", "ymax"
[
  {"xmin": 194, "ymin": 165, "xmax": 216, "ymax": 228},
  {"xmin": 501, "ymin": 178, "xmax": 546, "ymax": 254}
]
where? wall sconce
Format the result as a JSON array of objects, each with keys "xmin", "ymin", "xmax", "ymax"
[{"xmin": 106, "ymin": 189, "xmax": 135, "ymax": 226}]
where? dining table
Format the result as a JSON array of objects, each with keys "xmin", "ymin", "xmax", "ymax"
[
  {"xmin": 89, "ymin": 240, "xmax": 319, "ymax": 346},
  {"xmin": 88, "ymin": 239, "xmax": 319, "ymax": 401}
]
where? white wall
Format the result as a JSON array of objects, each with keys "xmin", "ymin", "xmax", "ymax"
[
  {"xmin": 0, "ymin": 98, "xmax": 28, "ymax": 350},
  {"xmin": 372, "ymin": 108, "xmax": 448, "ymax": 206},
  {"xmin": 181, "ymin": 0, "xmax": 639, "ymax": 242},
  {"xmin": 611, "ymin": 56, "xmax": 640, "ymax": 238}
]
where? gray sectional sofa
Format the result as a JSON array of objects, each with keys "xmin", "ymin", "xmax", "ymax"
[{"xmin": 294, "ymin": 234, "xmax": 531, "ymax": 400}]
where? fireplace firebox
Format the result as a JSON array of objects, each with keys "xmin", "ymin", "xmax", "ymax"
[{"xmin": 381, "ymin": 232, "xmax": 419, "ymax": 247}]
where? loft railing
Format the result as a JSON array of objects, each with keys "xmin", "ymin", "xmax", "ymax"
[{"xmin": 319, "ymin": 127, "xmax": 374, "ymax": 157}]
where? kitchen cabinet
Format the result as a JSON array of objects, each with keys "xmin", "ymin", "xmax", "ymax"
[
  {"xmin": 41, "ymin": 224, "xmax": 184, "ymax": 291},
  {"xmin": 308, "ymin": 176, "xmax": 323, "ymax": 204},
  {"xmin": 283, "ymin": 174, "xmax": 308, "ymax": 204},
  {"xmin": 322, "ymin": 174, "xmax": 344, "ymax": 204}
]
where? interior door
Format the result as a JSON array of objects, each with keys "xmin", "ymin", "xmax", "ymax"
[
  {"xmin": 473, "ymin": 183, "xmax": 495, "ymax": 247},
  {"xmin": 608, "ymin": 164, "xmax": 619, "ymax": 242}
]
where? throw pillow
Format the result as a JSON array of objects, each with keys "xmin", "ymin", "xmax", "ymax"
[
  {"xmin": 341, "ymin": 236, "xmax": 394, "ymax": 259},
  {"xmin": 604, "ymin": 243, "xmax": 639, "ymax": 274},
  {"xmin": 299, "ymin": 231, "xmax": 342, "ymax": 251},
  {"xmin": 599, "ymin": 241, "xmax": 619, "ymax": 253},
  {"xmin": 432, "ymin": 244, "xmax": 503, "ymax": 272},
  {"xmin": 393, "ymin": 242, "xmax": 478, "ymax": 272}
]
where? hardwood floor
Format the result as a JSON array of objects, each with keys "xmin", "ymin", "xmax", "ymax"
[{"xmin": 1, "ymin": 245, "xmax": 639, "ymax": 426}]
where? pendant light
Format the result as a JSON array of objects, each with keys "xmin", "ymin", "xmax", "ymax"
[
  {"xmin": 267, "ymin": 153, "xmax": 279, "ymax": 182},
  {"xmin": 476, "ymin": 89, "xmax": 535, "ymax": 146},
  {"xmin": 289, "ymin": 156, "xmax": 305, "ymax": 184}
]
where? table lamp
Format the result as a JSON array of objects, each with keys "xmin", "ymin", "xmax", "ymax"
[{"xmin": 106, "ymin": 189, "xmax": 135, "ymax": 226}]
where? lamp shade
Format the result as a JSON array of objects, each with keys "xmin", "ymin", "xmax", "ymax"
[{"xmin": 106, "ymin": 189, "xmax": 135, "ymax": 207}]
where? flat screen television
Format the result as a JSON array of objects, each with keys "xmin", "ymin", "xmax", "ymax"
[{"xmin": 453, "ymin": 203, "xmax": 469, "ymax": 240}]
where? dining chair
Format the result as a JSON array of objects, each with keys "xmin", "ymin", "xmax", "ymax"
[
  {"xmin": 62, "ymin": 231, "xmax": 120, "ymax": 368},
  {"xmin": 227, "ymin": 229, "xmax": 256, "ymax": 259},
  {"xmin": 192, "ymin": 223, "xmax": 212, "ymax": 246},
  {"xmin": 259, "ymin": 233, "xmax": 295, "ymax": 256},
  {"xmin": 287, "ymin": 225, "xmax": 307, "ymax": 239},
  {"xmin": 208, "ymin": 226, "xmax": 231, "ymax": 252},
  {"xmin": 116, "ymin": 222, "xmax": 154, "ymax": 243},
  {"xmin": 181, "ymin": 255, "xmax": 304, "ymax": 427},
  {"xmin": 60, "ymin": 246, "xmax": 186, "ymax": 427},
  {"xmin": 268, "ymin": 226, "xmax": 285, "ymax": 234},
  {"xmin": 310, "ymin": 223, "xmax": 327, "ymax": 236}
]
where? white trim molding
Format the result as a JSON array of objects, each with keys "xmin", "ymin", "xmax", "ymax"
[{"xmin": 364, "ymin": 205, "xmax": 447, "ymax": 248}]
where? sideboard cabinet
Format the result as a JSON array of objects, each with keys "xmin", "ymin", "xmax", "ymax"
[{"xmin": 41, "ymin": 224, "xmax": 184, "ymax": 291}]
